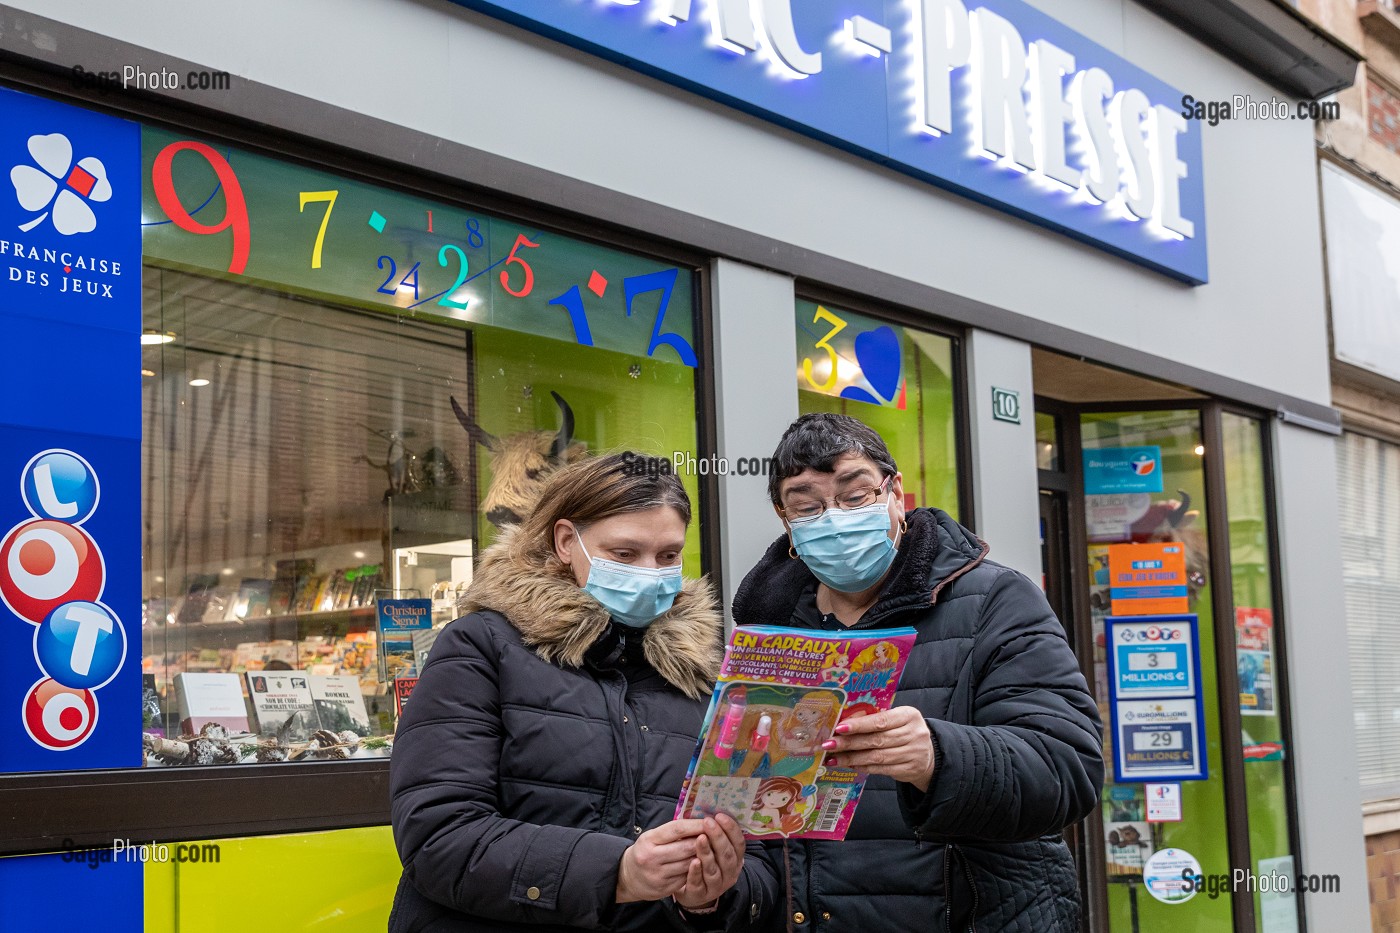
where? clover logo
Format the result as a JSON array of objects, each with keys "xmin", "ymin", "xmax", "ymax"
[{"xmin": 10, "ymin": 133, "xmax": 111, "ymax": 235}]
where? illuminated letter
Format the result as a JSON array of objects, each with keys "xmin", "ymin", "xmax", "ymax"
[
  {"xmin": 1110, "ymin": 88, "xmax": 1155, "ymax": 220},
  {"xmin": 761, "ymin": 0, "xmax": 822, "ymax": 75},
  {"xmin": 917, "ymin": 0, "xmax": 970, "ymax": 136},
  {"xmin": 655, "ymin": 0, "xmax": 691, "ymax": 23},
  {"xmin": 710, "ymin": 0, "xmax": 757, "ymax": 52},
  {"xmin": 970, "ymin": 9, "xmax": 1036, "ymax": 171},
  {"xmin": 1151, "ymin": 104, "xmax": 1194, "ymax": 238},
  {"xmin": 1028, "ymin": 39, "xmax": 1078, "ymax": 188},
  {"xmin": 1070, "ymin": 67, "xmax": 1118, "ymax": 203}
]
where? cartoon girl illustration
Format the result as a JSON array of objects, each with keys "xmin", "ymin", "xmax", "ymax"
[
  {"xmin": 820, "ymin": 652, "xmax": 851, "ymax": 686},
  {"xmin": 749, "ymin": 776, "xmax": 806, "ymax": 836},
  {"xmin": 774, "ymin": 692, "xmax": 841, "ymax": 778},
  {"xmin": 870, "ymin": 641, "xmax": 898, "ymax": 672}
]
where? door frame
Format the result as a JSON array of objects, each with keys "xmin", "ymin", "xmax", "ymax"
[{"xmin": 1033, "ymin": 396, "xmax": 1304, "ymax": 933}]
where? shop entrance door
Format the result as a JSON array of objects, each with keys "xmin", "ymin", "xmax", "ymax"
[{"xmin": 1032, "ymin": 354, "xmax": 1302, "ymax": 933}]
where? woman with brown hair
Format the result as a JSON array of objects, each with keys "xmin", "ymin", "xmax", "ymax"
[{"xmin": 389, "ymin": 452, "xmax": 777, "ymax": 932}]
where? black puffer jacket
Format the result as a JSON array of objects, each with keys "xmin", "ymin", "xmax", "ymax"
[
  {"xmin": 730, "ymin": 508, "xmax": 1104, "ymax": 933},
  {"xmin": 389, "ymin": 524, "xmax": 778, "ymax": 933}
]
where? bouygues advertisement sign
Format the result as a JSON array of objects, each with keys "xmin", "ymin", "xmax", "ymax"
[
  {"xmin": 451, "ymin": 0, "xmax": 1208, "ymax": 283},
  {"xmin": 0, "ymin": 86, "xmax": 142, "ymax": 772}
]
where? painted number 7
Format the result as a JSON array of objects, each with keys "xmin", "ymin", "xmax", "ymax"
[
  {"xmin": 624, "ymin": 268, "xmax": 698, "ymax": 367},
  {"xmin": 298, "ymin": 190, "xmax": 338, "ymax": 269},
  {"xmin": 803, "ymin": 305, "xmax": 847, "ymax": 391}
]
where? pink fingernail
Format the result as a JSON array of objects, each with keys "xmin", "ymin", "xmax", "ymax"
[
  {"xmin": 834, "ymin": 723, "xmax": 850, "ymax": 735},
  {"xmin": 824, "ymin": 756, "xmax": 837, "ymax": 766},
  {"xmin": 820, "ymin": 739, "xmax": 837, "ymax": 751}
]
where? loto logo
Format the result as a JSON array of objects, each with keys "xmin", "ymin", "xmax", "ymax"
[
  {"xmin": 1, "ymin": 450, "xmax": 123, "ymax": 751},
  {"xmin": 9, "ymin": 132, "xmax": 112, "ymax": 235}
]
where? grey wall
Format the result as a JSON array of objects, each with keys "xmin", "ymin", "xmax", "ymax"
[
  {"xmin": 1273, "ymin": 423, "xmax": 1369, "ymax": 931},
  {"xmin": 710, "ymin": 259, "xmax": 798, "ymax": 623},
  {"xmin": 1, "ymin": 0, "xmax": 1332, "ymax": 408},
  {"xmin": 966, "ymin": 330, "xmax": 1042, "ymax": 581}
]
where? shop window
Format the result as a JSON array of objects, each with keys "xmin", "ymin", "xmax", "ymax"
[
  {"xmin": 136, "ymin": 127, "xmax": 702, "ymax": 768},
  {"xmin": 1036, "ymin": 410, "xmax": 1060, "ymax": 472},
  {"xmin": 792, "ymin": 299, "xmax": 960, "ymax": 519},
  {"xmin": 1339, "ymin": 431, "xmax": 1400, "ymax": 798},
  {"xmin": 1222, "ymin": 412, "xmax": 1299, "ymax": 930}
]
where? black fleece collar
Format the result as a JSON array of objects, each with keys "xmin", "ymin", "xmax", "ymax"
[{"xmin": 731, "ymin": 507, "xmax": 990, "ymax": 630}]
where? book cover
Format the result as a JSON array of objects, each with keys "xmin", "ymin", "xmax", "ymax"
[
  {"xmin": 675, "ymin": 625, "xmax": 917, "ymax": 840},
  {"xmin": 173, "ymin": 672, "xmax": 250, "ymax": 735},
  {"xmin": 394, "ymin": 676, "xmax": 418, "ymax": 718},
  {"xmin": 378, "ymin": 598, "xmax": 433, "ymax": 680},
  {"xmin": 309, "ymin": 674, "xmax": 372, "ymax": 735},
  {"xmin": 246, "ymin": 671, "xmax": 318, "ymax": 741}
]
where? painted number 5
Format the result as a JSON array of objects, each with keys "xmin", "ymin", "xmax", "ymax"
[
  {"xmin": 500, "ymin": 233, "xmax": 539, "ymax": 297},
  {"xmin": 803, "ymin": 306, "xmax": 847, "ymax": 391}
]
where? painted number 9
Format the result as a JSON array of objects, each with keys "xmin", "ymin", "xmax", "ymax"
[{"xmin": 151, "ymin": 141, "xmax": 251, "ymax": 274}]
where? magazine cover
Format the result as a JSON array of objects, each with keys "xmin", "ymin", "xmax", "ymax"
[{"xmin": 675, "ymin": 624, "xmax": 917, "ymax": 840}]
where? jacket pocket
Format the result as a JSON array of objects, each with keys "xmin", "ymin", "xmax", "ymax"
[{"xmin": 943, "ymin": 844, "xmax": 979, "ymax": 933}]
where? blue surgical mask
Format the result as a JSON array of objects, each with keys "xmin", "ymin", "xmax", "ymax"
[
  {"xmin": 789, "ymin": 500, "xmax": 899, "ymax": 593},
  {"xmin": 575, "ymin": 535, "xmax": 684, "ymax": 628}
]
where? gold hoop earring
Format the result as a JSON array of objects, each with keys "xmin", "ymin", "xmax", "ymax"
[
  {"xmin": 899, "ymin": 518, "xmax": 908, "ymax": 535},
  {"xmin": 788, "ymin": 545, "xmax": 798, "ymax": 560}
]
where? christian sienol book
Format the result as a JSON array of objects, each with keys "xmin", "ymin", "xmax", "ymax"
[{"xmin": 675, "ymin": 624, "xmax": 916, "ymax": 840}]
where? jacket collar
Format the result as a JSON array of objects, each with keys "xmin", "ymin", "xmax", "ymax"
[
  {"xmin": 731, "ymin": 507, "xmax": 990, "ymax": 629},
  {"xmin": 458, "ymin": 524, "xmax": 722, "ymax": 699}
]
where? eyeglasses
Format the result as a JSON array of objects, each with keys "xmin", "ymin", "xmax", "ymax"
[{"xmin": 779, "ymin": 476, "xmax": 892, "ymax": 524}]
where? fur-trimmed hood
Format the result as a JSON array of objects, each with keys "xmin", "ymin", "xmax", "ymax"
[{"xmin": 458, "ymin": 524, "xmax": 722, "ymax": 699}]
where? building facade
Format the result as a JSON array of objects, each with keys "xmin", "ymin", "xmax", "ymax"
[{"xmin": 0, "ymin": 1, "xmax": 1368, "ymax": 931}]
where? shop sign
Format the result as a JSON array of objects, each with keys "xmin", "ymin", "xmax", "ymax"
[
  {"xmin": 1107, "ymin": 615, "xmax": 1207, "ymax": 782},
  {"xmin": 1109, "ymin": 616, "xmax": 1194, "ymax": 697},
  {"xmin": 1083, "ymin": 445, "xmax": 1165, "ymax": 495},
  {"xmin": 1107, "ymin": 541, "xmax": 1188, "ymax": 615},
  {"xmin": 1145, "ymin": 782, "xmax": 1182, "ymax": 822},
  {"xmin": 0, "ymin": 86, "xmax": 142, "ymax": 772},
  {"xmin": 450, "ymin": 0, "xmax": 1208, "ymax": 283}
]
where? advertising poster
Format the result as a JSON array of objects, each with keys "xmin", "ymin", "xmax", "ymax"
[
  {"xmin": 1236, "ymin": 607, "xmax": 1276, "ymax": 716},
  {"xmin": 1109, "ymin": 617, "xmax": 1196, "ymax": 698},
  {"xmin": 1086, "ymin": 492, "xmax": 1154, "ymax": 542},
  {"xmin": 0, "ymin": 87, "xmax": 143, "ymax": 773},
  {"xmin": 1115, "ymin": 698, "xmax": 1205, "ymax": 780},
  {"xmin": 1143, "ymin": 848, "xmax": 1202, "ymax": 904},
  {"xmin": 1105, "ymin": 820, "xmax": 1155, "ymax": 875},
  {"xmin": 1083, "ymin": 446, "xmax": 1165, "ymax": 495},
  {"xmin": 1108, "ymin": 542, "xmax": 1189, "ymax": 616}
]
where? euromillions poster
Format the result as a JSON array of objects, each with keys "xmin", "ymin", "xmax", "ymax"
[{"xmin": 0, "ymin": 86, "xmax": 142, "ymax": 772}]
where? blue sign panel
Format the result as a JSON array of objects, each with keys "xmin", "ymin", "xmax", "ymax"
[
  {"xmin": 1106, "ymin": 615, "xmax": 1207, "ymax": 782},
  {"xmin": 0, "ymin": 86, "xmax": 141, "ymax": 772},
  {"xmin": 450, "ymin": 0, "xmax": 1208, "ymax": 283},
  {"xmin": 1083, "ymin": 445, "xmax": 1164, "ymax": 495}
]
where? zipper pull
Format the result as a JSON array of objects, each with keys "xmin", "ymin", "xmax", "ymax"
[{"xmin": 914, "ymin": 829, "xmax": 924, "ymax": 849}]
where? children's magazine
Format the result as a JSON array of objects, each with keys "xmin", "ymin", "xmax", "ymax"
[{"xmin": 674, "ymin": 624, "xmax": 917, "ymax": 840}]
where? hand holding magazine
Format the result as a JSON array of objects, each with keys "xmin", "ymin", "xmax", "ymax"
[{"xmin": 675, "ymin": 624, "xmax": 916, "ymax": 840}]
